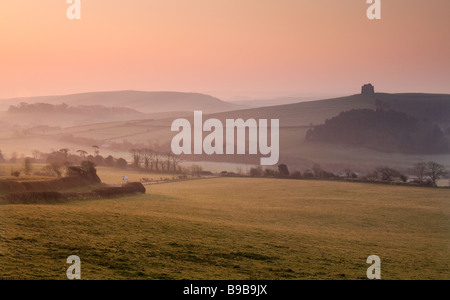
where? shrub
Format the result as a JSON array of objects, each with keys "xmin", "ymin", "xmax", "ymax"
[
  {"xmin": 92, "ymin": 182, "xmax": 146, "ymax": 197},
  {"xmin": 290, "ymin": 171, "xmax": 303, "ymax": 179},
  {"xmin": 250, "ymin": 167, "xmax": 263, "ymax": 177}
]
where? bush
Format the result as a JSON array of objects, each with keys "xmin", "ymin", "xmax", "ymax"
[
  {"xmin": 92, "ymin": 182, "xmax": 146, "ymax": 197},
  {"xmin": 290, "ymin": 171, "xmax": 303, "ymax": 179},
  {"xmin": 278, "ymin": 164, "xmax": 290, "ymax": 177},
  {"xmin": 116, "ymin": 158, "xmax": 128, "ymax": 169},
  {"xmin": 250, "ymin": 167, "xmax": 263, "ymax": 177}
]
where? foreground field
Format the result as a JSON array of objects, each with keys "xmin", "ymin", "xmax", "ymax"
[{"xmin": 0, "ymin": 178, "xmax": 449, "ymax": 280}]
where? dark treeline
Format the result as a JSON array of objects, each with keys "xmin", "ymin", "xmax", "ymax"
[
  {"xmin": 306, "ymin": 109, "xmax": 449, "ymax": 154},
  {"xmin": 1, "ymin": 146, "xmax": 185, "ymax": 178},
  {"xmin": 38, "ymin": 148, "xmax": 128, "ymax": 178},
  {"xmin": 248, "ymin": 161, "xmax": 448, "ymax": 188},
  {"xmin": 8, "ymin": 102, "xmax": 140, "ymax": 115}
]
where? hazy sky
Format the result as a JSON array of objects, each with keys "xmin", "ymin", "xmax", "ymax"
[{"xmin": 0, "ymin": 0, "xmax": 449, "ymax": 100}]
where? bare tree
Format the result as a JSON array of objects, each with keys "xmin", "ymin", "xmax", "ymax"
[
  {"xmin": 170, "ymin": 154, "xmax": 182, "ymax": 173},
  {"xmin": 141, "ymin": 148, "xmax": 157, "ymax": 171},
  {"xmin": 427, "ymin": 161, "xmax": 447, "ymax": 187},
  {"xmin": 312, "ymin": 164, "xmax": 323, "ymax": 179},
  {"xmin": 365, "ymin": 171, "xmax": 379, "ymax": 182},
  {"xmin": 411, "ymin": 162, "xmax": 428, "ymax": 183},
  {"xmin": 344, "ymin": 168, "xmax": 353, "ymax": 179},
  {"xmin": 141, "ymin": 148, "xmax": 152, "ymax": 170},
  {"xmin": 163, "ymin": 152, "xmax": 172, "ymax": 172},
  {"xmin": 32, "ymin": 150, "xmax": 41, "ymax": 160},
  {"xmin": 154, "ymin": 153, "xmax": 161, "ymax": 172},
  {"xmin": 376, "ymin": 167, "xmax": 394, "ymax": 181},
  {"xmin": 130, "ymin": 149, "xmax": 142, "ymax": 169},
  {"xmin": 191, "ymin": 165, "xmax": 203, "ymax": 177}
]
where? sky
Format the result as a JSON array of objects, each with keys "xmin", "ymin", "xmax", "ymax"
[{"xmin": 0, "ymin": 0, "xmax": 449, "ymax": 100}]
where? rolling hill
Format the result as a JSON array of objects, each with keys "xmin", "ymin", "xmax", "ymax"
[
  {"xmin": 0, "ymin": 90, "xmax": 243, "ymax": 114},
  {"xmin": 0, "ymin": 92, "xmax": 449, "ymax": 172},
  {"xmin": 211, "ymin": 93, "xmax": 450, "ymax": 127}
]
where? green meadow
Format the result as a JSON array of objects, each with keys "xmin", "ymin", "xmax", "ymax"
[{"xmin": 1, "ymin": 176, "xmax": 449, "ymax": 280}]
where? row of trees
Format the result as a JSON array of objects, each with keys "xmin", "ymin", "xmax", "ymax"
[
  {"xmin": 130, "ymin": 148, "xmax": 182, "ymax": 173},
  {"xmin": 1, "ymin": 146, "xmax": 184, "ymax": 178},
  {"xmin": 410, "ymin": 161, "xmax": 447, "ymax": 187},
  {"xmin": 249, "ymin": 164, "xmax": 336, "ymax": 179},
  {"xmin": 249, "ymin": 161, "xmax": 448, "ymax": 187},
  {"xmin": 3, "ymin": 148, "xmax": 129, "ymax": 178},
  {"xmin": 364, "ymin": 162, "xmax": 448, "ymax": 187},
  {"xmin": 44, "ymin": 148, "xmax": 128, "ymax": 176}
]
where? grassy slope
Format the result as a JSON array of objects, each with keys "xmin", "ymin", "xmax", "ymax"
[{"xmin": 1, "ymin": 178, "xmax": 448, "ymax": 280}]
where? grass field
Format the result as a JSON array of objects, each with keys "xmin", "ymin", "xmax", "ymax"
[{"xmin": 1, "ymin": 177, "xmax": 449, "ymax": 280}]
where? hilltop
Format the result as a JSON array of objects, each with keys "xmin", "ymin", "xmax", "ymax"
[
  {"xmin": 0, "ymin": 90, "xmax": 243, "ymax": 114},
  {"xmin": 211, "ymin": 93, "xmax": 450, "ymax": 127}
]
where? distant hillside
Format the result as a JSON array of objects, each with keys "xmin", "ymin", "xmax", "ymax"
[
  {"xmin": 211, "ymin": 93, "xmax": 450, "ymax": 127},
  {"xmin": 306, "ymin": 109, "xmax": 449, "ymax": 154},
  {"xmin": 230, "ymin": 96, "xmax": 322, "ymax": 108},
  {"xmin": 8, "ymin": 102, "xmax": 141, "ymax": 115},
  {"xmin": 1, "ymin": 92, "xmax": 449, "ymax": 172},
  {"xmin": 0, "ymin": 91, "xmax": 242, "ymax": 114}
]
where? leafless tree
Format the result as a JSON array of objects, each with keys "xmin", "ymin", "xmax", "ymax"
[
  {"xmin": 163, "ymin": 152, "xmax": 172, "ymax": 172},
  {"xmin": 411, "ymin": 162, "xmax": 427, "ymax": 183},
  {"xmin": 170, "ymin": 154, "xmax": 182, "ymax": 173},
  {"xmin": 312, "ymin": 164, "xmax": 323, "ymax": 179},
  {"xmin": 141, "ymin": 148, "xmax": 153, "ymax": 170},
  {"xmin": 427, "ymin": 161, "xmax": 447, "ymax": 187},
  {"xmin": 344, "ymin": 168, "xmax": 353, "ymax": 179},
  {"xmin": 365, "ymin": 171, "xmax": 379, "ymax": 182},
  {"xmin": 32, "ymin": 150, "xmax": 41, "ymax": 160},
  {"xmin": 191, "ymin": 165, "xmax": 203, "ymax": 177},
  {"xmin": 130, "ymin": 149, "xmax": 142, "ymax": 168}
]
